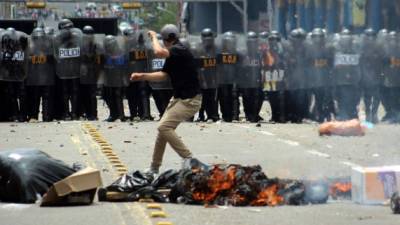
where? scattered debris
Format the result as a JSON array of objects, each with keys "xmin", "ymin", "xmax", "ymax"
[
  {"xmin": 391, "ymin": 192, "xmax": 400, "ymax": 214},
  {"xmin": 98, "ymin": 159, "xmax": 341, "ymax": 207},
  {"xmin": 10, "ymin": 130, "xmax": 15, "ymax": 133},
  {"xmin": 123, "ymin": 141, "xmax": 132, "ymax": 143},
  {"xmin": 319, "ymin": 119, "xmax": 366, "ymax": 136}
]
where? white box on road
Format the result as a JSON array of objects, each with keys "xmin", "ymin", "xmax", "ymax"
[{"xmin": 352, "ymin": 165, "xmax": 400, "ymax": 205}]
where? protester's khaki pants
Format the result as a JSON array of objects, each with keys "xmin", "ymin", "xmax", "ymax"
[{"xmin": 151, "ymin": 95, "xmax": 202, "ymax": 169}]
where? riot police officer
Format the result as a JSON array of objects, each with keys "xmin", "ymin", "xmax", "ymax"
[
  {"xmin": 238, "ymin": 31, "xmax": 262, "ymax": 122},
  {"xmin": 381, "ymin": 31, "xmax": 400, "ymax": 123},
  {"xmin": 217, "ymin": 31, "xmax": 239, "ymax": 122},
  {"xmin": 0, "ymin": 27, "xmax": 6, "ymax": 121},
  {"xmin": 26, "ymin": 27, "xmax": 55, "ymax": 122},
  {"xmin": 103, "ymin": 35, "xmax": 128, "ymax": 122},
  {"xmin": 195, "ymin": 28, "xmax": 219, "ymax": 122},
  {"xmin": 79, "ymin": 25, "xmax": 100, "ymax": 120},
  {"xmin": 125, "ymin": 29, "xmax": 152, "ymax": 121},
  {"xmin": 332, "ymin": 29, "xmax": 361, "ymax": 120},
  {"xmin": 53, "ymin": 19, "xmax": 82, "ymax": 120},
  {"xmin": 262, "ymin": 31, "xmax": 286, "ymax": 123},
  {"xmin": 284, "ymin": 28, "xmax": 308, "ymax": 123},
  {"xmin": 0, "ymin": 27, "xmax": 29, "ymax": 122},
  {"xmin": 360, "ymin": 28, "xmax": 383, "ymax": 123},
  {"xmin": 306, "ymin": 28, "xmax": 334, "ymax": 123}
]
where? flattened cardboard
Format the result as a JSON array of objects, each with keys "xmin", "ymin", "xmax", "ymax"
[{"xmin": 41, "ymin": 167, "xmax": 102, "ymax": 206}]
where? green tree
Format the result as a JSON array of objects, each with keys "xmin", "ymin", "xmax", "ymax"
[{"xmin": 139, "ymin": 3, "xmax": 179, "ymax": 31}]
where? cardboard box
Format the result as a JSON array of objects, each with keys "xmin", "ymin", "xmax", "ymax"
[
  {"xmin": 41, "ymin": 167, "xmax": 102, "ymax": 206},
  {"xmin": 352, "ymin": 165, "xmax": 400, "ymax": 205}
]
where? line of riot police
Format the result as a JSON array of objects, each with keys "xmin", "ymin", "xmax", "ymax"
[
  {"xmin": 0, "ymin": 19, "xmax": 171, "ymax": 122},
  {"xmin": 1, "ymin": 19, "xmax": 399, "ymax": 124},
  {"xmin": 193, "ymin": 27, "xmax": 400, "ymax": 124}
]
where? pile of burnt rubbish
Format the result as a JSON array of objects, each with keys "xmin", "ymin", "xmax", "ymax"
[{"xmin": 99, "ymin": 159, "xmax": 351, "ymax": 206}]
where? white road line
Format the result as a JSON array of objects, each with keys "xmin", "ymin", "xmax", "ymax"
[
  {"xmin": 307, "ymin": 150, "xmax": 331, "ymax": 158},
  {"xmin": 259, "ymin": 130, "xmax": 275, "ymax": 136},
  {"xmin": 277, "ymin": 138, "xmax": 300, "ymax": 146},
  {"xmin": 340, "ymin": 161, "xmax": 361, "ymax": 168},
  {"xmin": 235, "ymin": 124, "xmax": 251, "ymax": 129}
]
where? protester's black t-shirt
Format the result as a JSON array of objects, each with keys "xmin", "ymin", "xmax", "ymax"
[{"xmin": 162, "ymin": 41, "xmax": 200, "ymax": 99}]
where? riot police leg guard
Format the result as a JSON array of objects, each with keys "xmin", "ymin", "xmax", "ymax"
[
  {"xmin": 114, "ymin": 87, "xmax": 125, "ymax": 121},
  {"xmin": 267, "ymin": 91, "xmax": 280, "ymax": 123},
  {"xmin": 27, "ymin": 86, "xmax": 40, "ymax": 121},
  {"xmin": 139, "ymin": 84, "xmax": 153, "ymax": 121},
  {"xmin": 88, "ymin": 84, "xmax": 98, "ymax": 120},
  {"xmin": 0, "ymin": 81, "xmax": 5, "ymax": 121},
  {"xmin": 53, "ymin": 77, "xmax": 64, "ymax": 120},
  {"xmin": 42, "ymin": 86, "xmax": 54, "ymax": 122},
  {"xmin": 103, "ymin": 87, "xmax": 116, "ymax": 122},
  {"xmin": 70, "ymin": 78, "xmax": 80, "ymax": 120},
  {"xmin": 218, "ymin": 85, "xmax": 233, "ymax": 122},
  {"xmin": 232, "ymin": 86, "xmax": 240, "ymax": 121},
  {"xmin": 127, "ymin": 82, "xmax": 139, "ymax": 120},
  {"xmin": 381, "ymin": 87, "xmax": 393, "ymax": 122},
  {"xmin": 61, "ymin": 79, "xmax": 71, "ymax": 120},
  {"xmin": 196, "ymin": 91, "xmax": 206, "ymax": 122},
  {"xmin": 203, "ymin": 88, "xmax": 219, "ymax": 122},
  {"xmin": 209, "ymin": 88, "xmax": 220, "ymax": 122}
]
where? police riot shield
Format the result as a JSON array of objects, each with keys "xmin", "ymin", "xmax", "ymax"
[
  {"xmin": 284, "ymin": 34, "xmax": 307, "ymax": 90},
  {"xmin": 238, "ymin": 35, "xmax": 262, "ymax": 89},
  {"xmin": 196, "ymin": 37, "xmax": 218, "ymax": 89},
  {"xmin": 333, "ymin": 34, "xmax": 361, "ymax": 86},
  {"xmin": 360, "ymin": 33, "xmax": 383, "ymax": 87},
  {"xmin": 217, "ymin": 33, "xmax": 239, "ymax": 85},
  {"xmin": 262, "ymin": 36, "xmax": 285, "ymax": 92},
  {"xmin": 383, "ymin": 34, "xmax": 400, "ymax": 87},
  {"xmin": 148, "ymin": 45, "xmax": 172, "ymax": 90},
  {"xmin": 26, "ymin": 30, "xmax": 55, "ymax": 86},
  {"xmin": 305, "ymin": 37, "xmax": 333, "ymax": 89},
  {"xmin": 126, "ymin": 31, "xmax": 149, "ymax": 88},
  {"xmin": 0, "ymin": 29, "xmax": 29, "ymax": 82},
  {"xmin": 53, "ymin": 28, "xmax": 82, "ymax": 79},
  {"xmin": 80, "ymin": 33, "xmax": 100, "ymax": 84},
  {"xmin": 103, "ymin": 35, "xmax": 129, "ymax": 87}
]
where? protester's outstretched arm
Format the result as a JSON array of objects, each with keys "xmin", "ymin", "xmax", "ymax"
[
  {"xmin": 148, "ymin": 30, "xmax": 170, "ymax": 58},
  {"xmin": 130, "ymin": 71, "xmax": 168, "ymax": 82}
]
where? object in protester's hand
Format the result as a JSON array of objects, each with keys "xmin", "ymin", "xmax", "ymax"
[
  {"xmin": 318, "ymin": 119, "xmax": 366, "ymax": 136},
  {"xmin": 0, "ymin": 149, "xmax": 75, "ymax": 203},
  {"xmin": 391, "ymin": 192, "xmax": 400, "ymax": 214}
]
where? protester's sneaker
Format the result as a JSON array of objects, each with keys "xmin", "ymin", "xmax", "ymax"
[
  {"xmin": 144, "ymin": 167, "xmax": 159, "ymax": 176},
  {"xmin": 181, "ymin": 157, "xmax": 194, "ymax": 170}
]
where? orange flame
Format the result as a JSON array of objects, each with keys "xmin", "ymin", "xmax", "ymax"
[
  {"xmin": 329, "ymin": 182, "xmax": 352, "ymax": 197},
  {"xmin": 251, "ymin": 184, "xmax": 284, "ymax": 206}
]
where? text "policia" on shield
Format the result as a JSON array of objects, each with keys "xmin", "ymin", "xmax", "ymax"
[{"xmin": 59, "ymin": 48, "xmax": 80, "ymax": 58}]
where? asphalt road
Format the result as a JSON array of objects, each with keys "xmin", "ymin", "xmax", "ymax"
[{"xmin": 0, "ymin": 100, "xmax": 399, "ymax": 225}]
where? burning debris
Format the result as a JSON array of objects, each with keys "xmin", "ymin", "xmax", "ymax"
[
  {"xmin": 99, "ymin": 159, "xmax": 350, "ymax": 207},
  {"xmin": 329, "ymin": 180, "xmax": 352, "ymax": 200}
]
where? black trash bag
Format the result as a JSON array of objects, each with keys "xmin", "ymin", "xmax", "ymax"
[
  {"xmin": 127, "ymin": 186, "xmax": 169, "ymax": 203},
  {"xmin": 391, "ymin": 192, "xmax": 400, "ymax": 214},
  {"xmin": 277, "ymin": 180, "xmax": 306, "ymax": 205},
  {"xmin": 151, "ymin": 169, "xmax": 179, "ymax": 189},
  {"xmin": 105, "ymin": 170, "xmax": 153, "ymax": 193},
  {"xmin": 0, "ymin": 149, "xmax": 75, "ymax": 203}
]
